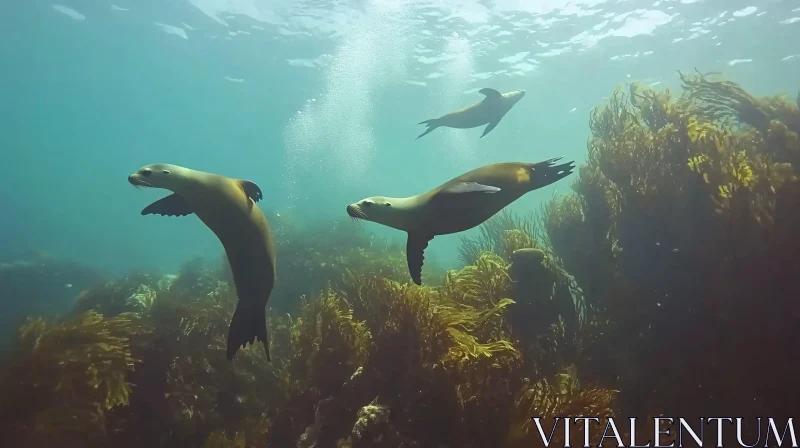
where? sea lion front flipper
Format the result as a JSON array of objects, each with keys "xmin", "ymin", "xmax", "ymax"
[
  {"xmin": 141, "ymin": 194, "xmax": 193, "ymax": 217},
  {"xmin": 238, "ymin": 180, "xmax": 263, "ymax": 203},
  {"xmin": 479, "ymin": 88, "xmax": 502, "ymax": 99},
  {"xmin": 406, "ymin": 233, "xmax": 434, "ymax": 285},
  {"xmin": 480, "ymin": 120, "xmax": 499, "ymax": 138},
  {"xmin": 416, "ymin": 118, "xmax": 440, "ymax": 140},
  {"xmin": 442, "ymin": 181, "xmax": 501, "ymax": 194}
]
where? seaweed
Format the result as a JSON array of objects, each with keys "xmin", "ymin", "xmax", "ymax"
[
  {"xmin": 541, "ymin": 71, "xmax": 800, "ymax": 426},
  {"xmin": 3, "ymin": 71, "xmax": 798, "ymax": 447},
  {"xmin": 0, "ymin": 311, "xmax": 145, "ymax": 447}
]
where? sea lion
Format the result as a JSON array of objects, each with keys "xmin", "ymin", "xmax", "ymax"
[
  {"xmin": 128, "ymin": 164, "xmax": 277, "ymax": 361},
  {"xmin": 346, "ymin": 157, "xmax": 574, "ymax": 285},
  {"xmin": 416, "ymin": 88, "xmax": 526, "ymax": 140}
]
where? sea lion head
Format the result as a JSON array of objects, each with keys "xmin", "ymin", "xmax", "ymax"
[
  {"xmin": 346, "ymin": 196, "xmax": 408, "ymax": 231},
  {"xmin": 503, "ymin": 89, "xmax": 526, "ymax": 105},
  {"xmin": 128, "ymin": 163, "xmax": 186, "ymax": 191}
]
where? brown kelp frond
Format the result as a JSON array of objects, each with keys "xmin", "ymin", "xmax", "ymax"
[
  {"xmin": 201, "ymin": 430, "xmax": 246, "ymax": 448},
  {"xmin": 458, "ymin": 209, "xmax": 540, "ymax": 265},
  {"xmin": 506, "ymin": 367, "xmax": 618, "ymax": 448},
  {"xmin": 542, "ymin": 71, "xmax": 800, "ymax": 421},
  {"xmin": 340, "ymin": 267, "xmax": 520, "ymax": 376},
  {"xmin": 72, "ymin": 271, "xmax": 165, "ymax": 318},
  {"xmin": 679, "ymin": 70, "xmax": 793, "ymax": 132},
  {"xmin": 152, "ymin": 285, "xmax": 245, "ymax": 434},
  {"xmin": 341, "ymin": 272, "xmax": 450, "ymax": 368},
  {"xmin": 0, "ymin": 311, "xmax": 145, "ymax": 446},
  {"xmin": 440, "ymin": 251, "xmax": 512, "ymax": 309},
  {"xmin": 282, "ymin": 292, "xmax": 372, "ymax": 396},
  {"xmin": 439, "ymin": 299, "xmax": 518, "ymax": 367}
]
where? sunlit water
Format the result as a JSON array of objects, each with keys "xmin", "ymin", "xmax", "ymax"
[{"xmin": 1, "ymin": 0, "xmax": 798, "ymax": 274}]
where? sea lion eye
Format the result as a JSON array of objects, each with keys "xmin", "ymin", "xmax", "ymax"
[
  {"xmin": 142, "ymin": 169, "xmax": 152, "ymax": 177},
  {"xmin": 162, "ymin": 170, "xmax": 170, "ymax": 174}
]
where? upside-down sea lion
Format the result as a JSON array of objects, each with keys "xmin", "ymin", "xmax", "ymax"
[
  {"xmin": 346, "ymin": 157, "xmax": 574, "ymax": 285},
  {"xmin": 416, "ymin": 88, "xmax": 526, "ymax": 140},
  {"xmin": 128, "ymin": 164, "xmax": 277, "ymax": 361}
]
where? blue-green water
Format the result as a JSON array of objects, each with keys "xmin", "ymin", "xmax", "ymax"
[{"xmin": 1, "ymin": 0, "xmax": 798, "ymax": 274}]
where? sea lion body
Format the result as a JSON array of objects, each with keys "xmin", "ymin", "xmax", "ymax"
[
  {"xmin": 128, "ymin": 164, "xmax": 276, "ymax": 361},
  {"xmin": 346, "ymin": 158, "xmax": 574, "ymax": 284},
  {"xmin": 417, "ymin": 88, "xmax": 526, "ymax": 139}
]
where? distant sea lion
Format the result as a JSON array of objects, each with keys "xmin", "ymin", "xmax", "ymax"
[
  {"xmin": 346, "ymin": 157, "xmax": 574, "ymax": 284},
  {"xmin": 416, "ymin": 88, "xmax": 526, "ymax": 140},
  {"xmin": 128, "ymin": 164, "xmax": 277, "ymax": 361}
]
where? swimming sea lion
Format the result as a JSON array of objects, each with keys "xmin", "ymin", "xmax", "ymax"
[
  {"xmin": 416, "ymin": 88, "xmax": 526, "ymax": 140},
  {"xmin": 128, "ymin": 164, "xmax": 277, "ymax": 361},
  {"xmin": 346, "ymin": 157, "xmax": 574, "ymax": 285}
]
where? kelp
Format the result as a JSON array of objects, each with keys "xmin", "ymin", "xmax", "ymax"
[
  {"xmin": 0, "ymin": 311, "xmax": 145, "ymax": 447},
  {"xmin": 0, "ymin": 253, "xmax": 106, "ymax": 359},
  {"xmin": 458, "ymin": 209, "xmax": 541, "ymax": 265},
  {"xmin": 0, "ymin": 210, "xmax": 613, "ymax": 448},
  {"xmin": 541, "ymin": 71, "xmax": 800, "ymax": 427},
  {"xmin": 5, "ymin": 71, "xmax": 799, "ymax": 447},
  {"xmin": 506, "ymin": 366, "xmax": 617, "ymax": 448}
]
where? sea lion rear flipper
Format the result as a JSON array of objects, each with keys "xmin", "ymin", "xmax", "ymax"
[
  {"xmin": 227, "ymin": 303, "xmax": 270, "ymax": 362},
  {"xmin": 529, "ymin": 157, "xmax": 576, "ymax": 188},
  {"xmin": 479, "ymin": 88, "xmax": 502, "ymax": 99},
  {"xmin": 238, "ymin": 180, "xmax": 263, "ymax": 203},
  {"xmin": 480, "ymin": 120, "xmax": 499, "ymax": 138},
  {"xmin": 141, "ymin": 194, "xmax": 193, "ymax": 217},
  {"xmin": 442, "ymin": 181, "xmax": 501, "ymax": 194},
  {"xmin": 406, "ymin": 233, "xmax": 434, "ymax": 285}
]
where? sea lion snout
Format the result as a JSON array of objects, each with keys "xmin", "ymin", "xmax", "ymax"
[
  {"xmin": 508, "ymin": 90, "xmax": 526, "ymax": 102},
  {"xmin": 346, "ymin": 204, "xmax": 363, "ymax": 219},
  {"xmin": 128, "ymin": 173, "xmax": 148, "ymax": 187}
]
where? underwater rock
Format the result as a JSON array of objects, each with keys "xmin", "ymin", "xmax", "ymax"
[
  {"xmin": 159, "ymin": 273, "xmax": 178, "ymax": 291},
  {"xmin": 125, "ymin": 284, "xmax": 157, "ymax": 314},
  {"xmin": 351, "ymin": 399, "xmax": 390, "ymax": 442},
  {"xmin": 507, "ymin": 248, "xmax": 546, "ymax": 274},
  {"xmin": 295, "ymin": 367, "xmax": 376, "ymax": 448},
  {"xmin": 337, "ymin": 398, "xmax": 419, "ymax": 448},
  {"xmin": 507, "ymin": 248, "xmax": 573, "ymax": 338},
  {"xmin": 296, "ymin": 396, "xmax": 336, "ymax": 448}
]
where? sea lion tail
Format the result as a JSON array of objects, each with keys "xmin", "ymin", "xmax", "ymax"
[
  {"xmin": 530, "ymin": 157, "xmax": 576, "ymax": 188},
  {"xmin": 227, "ymin": 304, "xmax": 270, "ymax": 362},
  {"xmin": 416, "ymin": 119, "xmax": 439, "ymax": 140}
]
